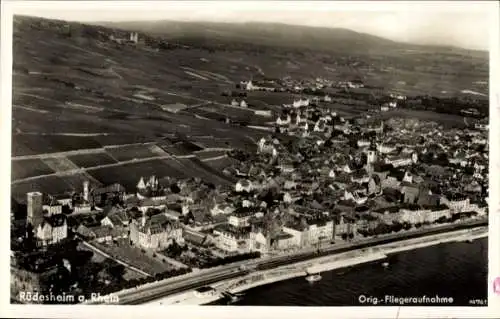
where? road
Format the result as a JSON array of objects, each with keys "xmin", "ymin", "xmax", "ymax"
[
  {"xmin": 11, "ymin": 153, "xmax": 196, "ymax": 184},
  {"xmin": 94, "ymin": 217, "xmax": 487, "ymax": 305},
  {"xmin": 12, "ymin": 141, "xmax": 157, "ymax": 161}
]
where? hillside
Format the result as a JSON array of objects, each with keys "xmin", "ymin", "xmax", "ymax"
[
  {"xmin": 99, "ymin": 20, "xmax": 488, "ymax": 58},
  {"xmin": 10, "ymin": 15, "xmax": 489, "ymax": 202}
]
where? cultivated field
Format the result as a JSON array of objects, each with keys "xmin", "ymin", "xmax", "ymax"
[
  {"xmin": 105, "ymin": 144, "xmax": 160, "ymax": 162},
  {"xmin": 92, "ymin": 240, "xmax": 175, "ymax": 276},
  {"xmin": 87, "ymin": 159, "xmax": 188, "ymax": 190},
  {"xmin": 10, "ymin": 15, "xmax": 488, "ymax": 199},
  {"xmin": 12, "ymin": 134, "xmax": 103, "ymax": 156},
  {"xmin": 11, "ymin": 159, "xmax": 55, "ymax": 180},
  {"xmin": 11, "ymin": 172, "xmax": 98, "ymax": 203},
  {"xmin": 68, "ymin": 152, "xmax": 119, "ymax": 168},
  {"xmin": 374, "ymin": 109, "xmax": 467, "ymax": 129}
]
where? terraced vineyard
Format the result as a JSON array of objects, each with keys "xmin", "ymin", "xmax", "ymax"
[
  {"xmin": 67, "ymin": 152, "xmax": 119, "ymax": 168},
  {"xmin": 105, "ymin": 144, "xmax": 160, "ymax": 162},
  {"xmin": 86, "ymin": 159, "xmax": 188, "ymax": 190},
  {"xmin": 11, "ymin": 159, "xmax": 55, "ymax": 180},
  {"xmin": 12, "ymin": 134, "xmax": 103, "ymax": 156},
  {"xmin": 11, "ymin": 173, "xmax": 99, "ymax": 203}
]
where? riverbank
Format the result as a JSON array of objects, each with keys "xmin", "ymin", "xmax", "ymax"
[{"xmin": 147, "ymin": 226, "xmax": 487, "ymax": 305}]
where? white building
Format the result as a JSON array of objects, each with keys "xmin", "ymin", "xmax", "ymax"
[
  {"xmin": 377, "ymin": 143, "xmax": 397, "ymax": 154},
  {"xmin": 213, "ymin": 225, "xmax": 250, "ymax": 252},
  {"xmin": 357, "ymin": 140, "xmax": 371, "ymax": 148},
  {"xmin": 129, "ymin": 214, "xmax": 183, "ymax": 251},
  {"xmin": 344, "ymin": 190, "xmax": 368, "ymax": 205},
  {"xmin": 36, "ymin": 215, "xmax": 68, "ymax": 246},
  {"xmin": 440, "ymin": 196, "xmax": 471, "ymax": 213},
  {"xmin": 292, "ymin": 98, "xmax": 310, "ymax": 108},
  {"xmin": 276, "ymin": 114, "xmax": 291, "ymax": 126},
  {"xmin": 235, "ymin": 179, "xmax": 254, "ymax": 193},
  {"xmin": 210, "ymin": 204, "xmax": 235, "ymax": 216},
  {"xmin": 42, "ymin": 204, "xmax": 62, "ymax": 216}
]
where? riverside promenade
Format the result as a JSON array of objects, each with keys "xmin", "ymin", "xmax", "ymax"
[
  {"xmin": 142, "ymin": 225, "xmax": 488, "ymax": 305},
  {"xmin": 86, "ymin": 217, "xmax": 487, "ymax": 305}
]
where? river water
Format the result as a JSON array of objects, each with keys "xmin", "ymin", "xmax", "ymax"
[{"xmin": 210, "ymin": 238, "xmax": 488, "ymax": 306}]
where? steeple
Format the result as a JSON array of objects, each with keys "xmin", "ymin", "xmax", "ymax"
[{"xmin": 137, "ymin": 177, "xmax": 146, "ymax": 190}]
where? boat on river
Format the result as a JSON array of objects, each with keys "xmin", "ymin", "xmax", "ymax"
[{"xmin": 305, "ymin": 273, "xmax": 322, "ymax": 282}]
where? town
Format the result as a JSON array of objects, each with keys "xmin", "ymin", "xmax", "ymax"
[
  {"xmin": 10, "ymin": 73, "xmax": 489, "ymax": 303},
  {"xmin": 9, "ymin": 15, "xmax": 489, "ymax": 305}
]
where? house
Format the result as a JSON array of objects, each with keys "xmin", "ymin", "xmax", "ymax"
[
  {"xmin": 210, "ymin": 203, "xmax": 235, "ymax": 216},
  {"xmin": 372, "ymin": 163, "xmax": 392, "ymax": 180},
  {"xmin": 213, "ymin": 224, "xmax": 251, "ymax": 252},
  {"xmin": 368, "ymin": 175, "xmax": 382, "ymax": 195},
  {"xmin": 87, "ymin": 225, "xmax": 116, "ymax": 243},
  {"xmin": 75, "ymin": 224, "xmax": 95, "ymax": 240},
  {"xmin": 134, "ymin": 198, "xmax": 166, "ymax": 214},
  {"xmin": 314, "ymin": 119, "xmax": 327, "ymax": 132},
  {"xmin": 342, "ymin": 162, "xmax": 357, "ymax": 174},
  {"xmin": 274, "ymin": 232, "xmax": 296, "ymax": 250},
  {"xmin": 228, "ymin": 207, "xmax": 258, "ymax": 227},
  {"xmin": 283, "ymin": 220, "xmax": 308, "ymax": 247},
  {"xmin": 91, "ymin": 183, "xmax": 126, "ymax": 207},
  {"xmin": 357, "ymin": 139, "xmax": 371, "ymax": 148},
  {"xmin": 401, "ymin": 182, "xmax": 420, "ymax": 204},
  {"xmin": 465, "ymin": 181, "xmax": 482, "ymax": 193},
  {"xmin": 183, "ymin": 228, "xmax": 213, "ymax": 247},
  {"xmin": 101, "ymin": 209, "xmax": 133, "ymax": 228},
  {"xmin": 279, "ymin": 163, "xmax": 295, "ymax": 173},
  {"xmin": 245, "ymin": 80, "xmax": 255, "ymax": 91},
  {"xmin": 249, "ymin": 227, "xmax": 271, "ymax": 253},
  {"xmin": 426, "ymin": 205, "xmax": 452, "ymax": 223},
  {"xmin": 399, "ymin": 206, "xmax": 432, "ymax": 225},
  {"xmin": 254, "ymin": 109, "xmax": 272, "ymax": 117},
  {"xmin": 305, "ymin": 217, "xmax": 334, "ymax": 244},
  {"xmin": 240, "ymin": 100, "xmax": 248, "ymax": 108},
  {"xmin": 284, "ymin": 180, "xmax": 298, "ymax": 190},
  {"xmin": 129, "ymin": 213, "xmax": 183, "ymax": 251},
  {"xmin": 440, "ymin": 194, "xmax": 471, "ymax": 213},
  {"xmin": 36, "ymin": 214, "xmax": 68, "ymax": 246},
  {"xmin": 283, "ymin": 192, "xmax": 293, "ymax": 204},
  {"xmin": 351, "ymin": 169, "xmax": 370, "ymax": 184},
  {"xmin": 377, "ymin": 143, "xmax": 397, "ymax": 154},
  {"xmin": 235, "ymin": 179, "xmax": 254, "ymax": 193},
  {"xmin": 42, "ymin": 201, "xmax": 63, "ymax": 216},
  {"xmin": 344, "ymin": 189, "xmax": 368, "ymax": 205},
  {"xmin": 328, "ymin": 169, "xmax": 336, "ymax": 179},
  {"xmin": 417, "ymin": 191, "xmax": 441, "ymax": 207},
  {"xmin": 276, "ymin": 114, "xmax": 291, "ymax": 126},
  {"xmin": 283, "ymin": 215, "xmax": 334, "ymax": 247},
  {"xmin": 374, "ymin": 207, "xmax": 403, "ymax": 225},
  {"xmin": 385, "ymin": 154, "xmax": 417, "ymax": 167},
  {"xmin": 293, "ymin": 98, "xmax": 310, "ymax": 108}
]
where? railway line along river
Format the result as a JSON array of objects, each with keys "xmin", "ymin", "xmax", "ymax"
[{"xmin": 209, "ymin": 237, "xmax": 488, "ymax": 306}]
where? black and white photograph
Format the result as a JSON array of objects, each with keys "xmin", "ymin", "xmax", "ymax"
[{"xmin": 2, "ymin": 1, "xmax": 499, "ymax": 317}]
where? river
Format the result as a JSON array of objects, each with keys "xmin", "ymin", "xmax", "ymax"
[{"xmin": 209, "ymin": 237, "xmax": 487, "ymax": 306}]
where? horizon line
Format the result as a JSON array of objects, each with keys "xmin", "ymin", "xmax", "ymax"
[{"xmin": 14, "ymin": 14, "xmax": 490, "ymax": 53}]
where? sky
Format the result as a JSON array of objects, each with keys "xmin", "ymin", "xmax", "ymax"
[{"xmin": 6, "ymin": 1, "xmax": 494, "ymax": 50}]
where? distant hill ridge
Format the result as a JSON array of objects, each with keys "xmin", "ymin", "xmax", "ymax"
[{"xmin": 13, "ymin": 15, "xmax": 488, "ymax": 59}]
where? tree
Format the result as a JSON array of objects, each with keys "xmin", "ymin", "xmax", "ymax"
[{"xmin": 170, "ymin": 183, "xmax": 181, "ymax": 194}]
